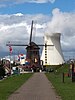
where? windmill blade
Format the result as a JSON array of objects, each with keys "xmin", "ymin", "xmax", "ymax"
[
  {"xmin": 6, "ymin": 42, "xmax": 28, "ymax": 46},
  {"xmin": 30, "ymin": 20, "xmax": 33, "ymax": 44},
  {"xmin": 6, "ymin": 44, "xmax": 28, "ymax": 46},
  {"xmin": 37, "ymin": 44, "xmax": 54, "ymax": 47}
]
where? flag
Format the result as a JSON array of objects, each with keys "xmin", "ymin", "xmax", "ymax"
[{"xmin": 9, "ymin": 46, "xmax": 12, "ymax": 54}]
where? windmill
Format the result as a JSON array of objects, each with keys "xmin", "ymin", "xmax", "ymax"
[
  {"xmin": 25, "ymin": 20, "xmax": 41, "ymax": 71},
  {"xmin": 6, "ymin": 20, "xmax": 41, "ymax": 71}
]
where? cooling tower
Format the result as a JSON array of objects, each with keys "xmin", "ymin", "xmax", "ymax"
[{"xmin": 41, "ymin": 33, "xmax": 64, "ymax": 65}]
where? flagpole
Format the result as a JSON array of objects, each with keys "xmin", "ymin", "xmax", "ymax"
[
  {"xmin": 10, "ymin": 52, "xmax": 11, "ymax": 75},
  {"xmin": 9, "ymin": 45, "xmax": 12, "ymax": 75}
]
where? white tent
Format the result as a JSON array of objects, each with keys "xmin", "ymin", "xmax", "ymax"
[{"xmin": 41, "ymin": 33, "xmax": 64, "ymax": 65}]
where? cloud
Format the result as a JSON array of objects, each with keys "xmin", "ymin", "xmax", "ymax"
[
  {"xmin": 44, "ymin": 8, "xmax": 75, "ymax": 59},
  {"xmin": 0, "ymin": 0, "xmax": 55, "ymax": 8},
  {"xmin": 46, "ymin": 8, "xmax": 75, "ymax": 53},
  {"xmin": 0, "ymin": 13, "xmax": 47, "ymax": 53},
  {"xmin": 25, "ymin": 0, "xmax": 55, "ymax": 3},
  {"xmin": 0, "ymin": 8, "xmax": 75, "ymax": 59},
  {"xmin": 7, "ymin": 0, "xmax": 56, "ymax": 3}
]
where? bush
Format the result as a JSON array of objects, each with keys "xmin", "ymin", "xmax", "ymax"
[{"xmin": 0, "ymin": 66, "xmax": 5, "ymax": 78}]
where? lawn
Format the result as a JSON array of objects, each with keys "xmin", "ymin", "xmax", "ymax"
[
  {"xmin": 0, "ymin": 73, "xmax": 33, "ymax": 100},
  {"xmin": 46, "ymin": 64, "xmax": 75, "ymax": 100}
]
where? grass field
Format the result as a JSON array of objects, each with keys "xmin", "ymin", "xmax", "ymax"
[
  {"xmin": 0, "ymin": 73, "xmax": 33, "ymax": 100},
  {"xmin": 46, "ymin": 64, "xmax": 75, "ymax": 100}
]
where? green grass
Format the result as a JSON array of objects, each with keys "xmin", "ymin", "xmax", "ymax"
[
  {"xmin": 0, "ymin": 73, "xmax": 33, "ymax": 100},
  {"xmin": 46, "ymin": 64, "xmax": 75, "ymax": 100}
]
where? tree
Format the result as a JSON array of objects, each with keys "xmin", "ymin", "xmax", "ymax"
[{"xmin": 0, "ymin": 60, "xmax": 5, "ymax": 79}]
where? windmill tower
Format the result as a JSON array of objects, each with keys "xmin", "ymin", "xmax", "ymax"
[{"xmin": 41, "ymin": 33, "xmax": 64, "ymax": 65}]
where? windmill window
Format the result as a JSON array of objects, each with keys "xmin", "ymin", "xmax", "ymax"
[
  {"xmin": 45, "ymin": 59, "xmax": 47, "ymax": 61},
  {"xmin": 45, "ymin": 56, "xmax": 47, "ymax": 58},
  {"xmin": 45, "ymin": 61, "xmax": 47, "ymax": 63},
  {"xmin": 45, "ymin": 48, "xmax": 47, "ymax": 50},
  {"xmin": 45, "ymin": 51, "xmax": 47, "ymax": 53},
  {"xmin": 45, "ymin": 58, "xmax": 47, "ymax": 61}
]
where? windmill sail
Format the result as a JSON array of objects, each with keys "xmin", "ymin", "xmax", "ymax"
[{"xmin": 30, "ymin": 20, "xmax": 33, "ymax": 45}]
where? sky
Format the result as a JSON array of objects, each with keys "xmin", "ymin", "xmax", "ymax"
[{"xmin": 0, "ymin": 0, "xmax": 75, "ymax": 60}]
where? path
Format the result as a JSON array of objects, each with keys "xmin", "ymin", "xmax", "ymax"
[{"xmin": 8, "ymin": 73, "xmax": 61, "ymax": 100}]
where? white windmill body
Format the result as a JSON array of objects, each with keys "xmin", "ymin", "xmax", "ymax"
[{"xmin": 41, "ymin": 33, "xmax": 64, "ymax": 65}]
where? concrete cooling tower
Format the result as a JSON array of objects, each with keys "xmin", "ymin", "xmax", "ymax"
[{"xmin": 41, "ymin": 33, "xmax": 64, "ymax": 65}]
